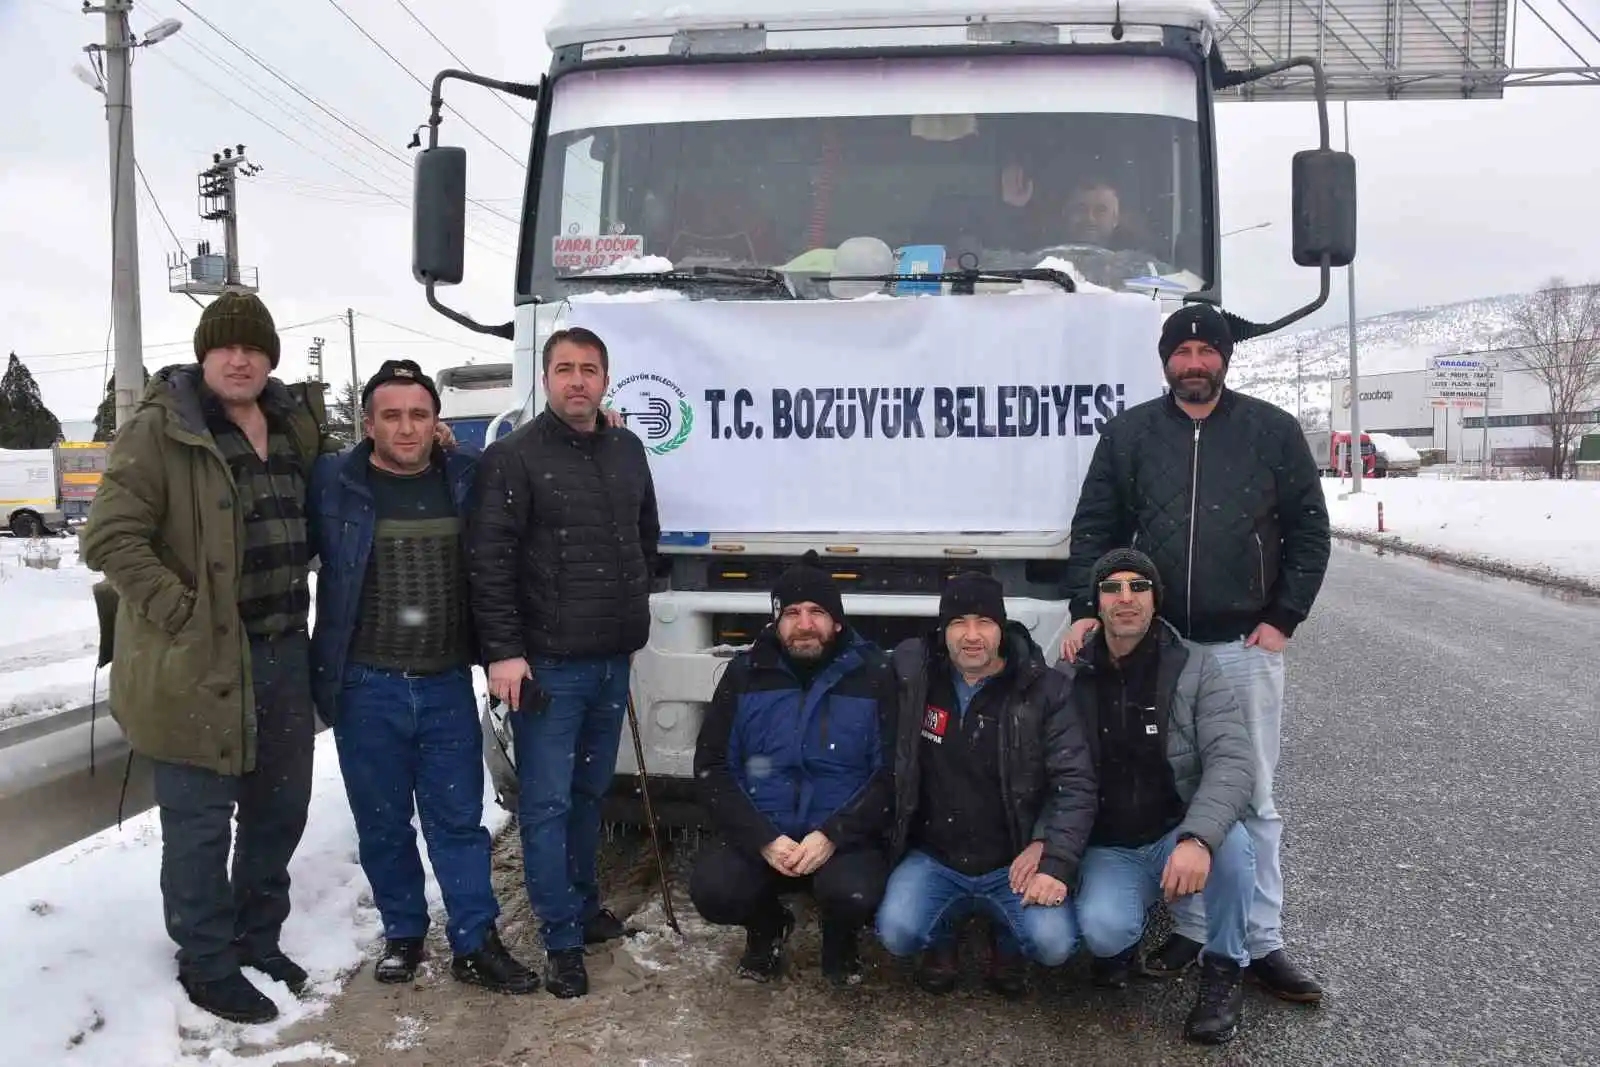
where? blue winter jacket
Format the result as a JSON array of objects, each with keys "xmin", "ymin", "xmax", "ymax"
[
  {"xmin": 694, "ymin": 625, "xmax": 897, "ymax": 853},
  {"xmin": 308, "ymin": 440, "xmax": 479, "ymax": 723}
]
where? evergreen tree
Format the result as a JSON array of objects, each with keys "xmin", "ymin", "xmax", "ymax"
[
  {"xmin": 0, "ymin": 353, "xmax": 63, "ymax": 449},
  {"xmin": 91, "ymin": 367, "xmax": 150, "ymax": 442},
  {"xmin": 325, "ymin": 380, "xmax": 362, "ymax": 443}
]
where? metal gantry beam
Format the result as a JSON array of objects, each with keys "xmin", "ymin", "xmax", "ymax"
[{"xmin": 1214, "ymin": 0, "xmax": 1600, "ymax": 100}]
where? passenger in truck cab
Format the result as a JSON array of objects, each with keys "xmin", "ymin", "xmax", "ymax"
[
  {"xmin": 876, "ymin": 573, "xmax": 1096, "ymax": 998},
  {"xmin": 690, "ymin": 552, "xmax": 896, "ymax": 987}
]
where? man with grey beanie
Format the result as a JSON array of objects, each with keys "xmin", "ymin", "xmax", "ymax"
[
  {"xmin": 1060, "ymin": 303, "xmax": 1330, "ymax": 1003},
  {"xmin": 1064, "ymin": 548, "xmax": 1256, "ymax": 1044}
]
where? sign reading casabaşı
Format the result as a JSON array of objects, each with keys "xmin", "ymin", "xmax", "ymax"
[{"xmin": 569, "ymin": 294, "xmax": 1163, "ymax": 533}]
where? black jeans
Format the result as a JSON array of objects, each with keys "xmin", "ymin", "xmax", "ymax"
[
  {"xmin": 689, "ymin": 839, "xmax": 889, "ymax": 934},
  {"xmin": 152, "ymin": 632, "xmax": 315, "ymax": 982}
]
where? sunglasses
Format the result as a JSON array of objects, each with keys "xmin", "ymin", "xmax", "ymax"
[{"xmin": 1098, "ymin": 579, "xmax": 1155, "ymax": 595}]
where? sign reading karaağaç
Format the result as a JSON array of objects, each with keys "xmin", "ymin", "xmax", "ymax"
[
  {"xmin": 570, "ymin": 294, "xmax": 1164, "ymax": 533},
  {"xmin": 1426, "ymin": 355, "xmax": 1502, "ymax": 406}
]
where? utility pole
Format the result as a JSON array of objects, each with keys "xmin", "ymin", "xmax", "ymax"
[
  {"xmin": 307, "ymin": 336, "xmax": 325, "ymax": 381},
  {"xmin": 1295, "ymin": 344, "xmax": 1304, "ymax": 425},
  {"xmin": 1343, "ymin": 101, "xmax": 1363, "ymax": 493},
  {"xmin": 85, "ymin": 2, "xmax": 144, "ymax": 433},
  {"xmin": 199, "ymin": 146, "xmax": 261, "ymax": 289},
  {"xmin": 346, "ymin": 309, "xmax": 360, "ymax": 428}
]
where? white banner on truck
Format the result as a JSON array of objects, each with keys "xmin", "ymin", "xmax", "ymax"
[{"xmin": 568, "ymin": 293, "xmax": 1164, "ymax": 533}]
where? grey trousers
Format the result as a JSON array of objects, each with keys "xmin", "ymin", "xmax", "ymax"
[{"xmin": 152, "ymin": 631, "xmax": 315, "ymax": 983}]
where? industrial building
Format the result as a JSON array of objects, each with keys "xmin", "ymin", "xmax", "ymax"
[{"xmin": 1330, "ymin": 366, "xmax": 1600, "ymax": 466}]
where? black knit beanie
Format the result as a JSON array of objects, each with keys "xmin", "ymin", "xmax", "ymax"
[
  {"xmin": 1089, "ymin": 547, "xmax": 1164, "ymax": 610},
  {"xmin": 939, "ymin": 571, "xmax": 1007, "ymax": 630},
  {"xmin": 194, "ymin": 292, "xmax": 281, "ymax": 369},
  {"xmin": 362, "ymin": 359, "xmax": 441, "ymax": 412},
  {"xmin": 1158, "ymin": 303, "xmax": 1234, "ymax": 368},
  {"xmin": 771, "ymin": 550, "xmax": 845, "ymax": 623}
]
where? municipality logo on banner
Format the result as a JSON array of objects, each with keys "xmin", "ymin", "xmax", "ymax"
[{"xmin": 607, "ymin": 373, "xmax": 695, "ymax": 456}]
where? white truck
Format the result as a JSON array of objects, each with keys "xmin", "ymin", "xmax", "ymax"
[
  {"xmin": 410, "ymin": 0, "xmax": 1356, "ymax": 811},
  {"xmin": 0, "ymin": 449, "xmax": 66, "ymax": 538}
]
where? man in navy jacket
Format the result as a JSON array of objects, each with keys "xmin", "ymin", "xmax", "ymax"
[
  {"xmin": 690, "ymin": 552, "xmax": 896, "ymax": 987},
  {"xmin": 310, "ymin": 360, "xmax": 535, "ymax": 994}
]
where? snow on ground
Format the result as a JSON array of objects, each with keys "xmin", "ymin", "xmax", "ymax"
[
  {"xmin": 1322, "ymin": 474, "xmax": 1600, "ymax": 584},
  {"xmin": 0, "ymin": 536, "xmax": 104, "ymax": 729},
  {"xmin": 0, "ymin": 730, "xmax": 508, "ymax": 1066}
]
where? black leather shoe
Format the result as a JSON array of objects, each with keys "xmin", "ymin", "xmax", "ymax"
[
  {"xmin": 180, "ymin": 972, "xmax": 279, "ymax": 1025},
  {"xmin": 375, "ymin": 938, "xmax": 426, "ymax": 984},
  {"xmin": 584, "ymin": 907, "xmax": 631, "ymax": 945},
  {"xmin": 452, "ymin": 928, "xmax": 539, "ymax": 995},
  {"xmin": 1185, "ymin": 954, "xmax": 1245, "ymax": 1044},
  {"xmin": 736, "ymin": 906, "xmax": 795, "ymax": 983},
  {"xmin": 1144, "ymin": 933, "xmax": 1203, "ymax": 978},
  {"xmin": 820, "ymin": 922, "xmax": 864, "ymax": 988},
  {"xmin": 914, "ymin": 940, "xmax": 959, "ymax": 995},
  {"xmin": 545, "ymin": 947, "xmax": 590, "ymax": 999},
  {"xmin": 240, "ymin": 950, "xmax": 308, "ymax": 996},
  {"xmin": 1249, "ymin": 949, "xmax": 1323, "ymax": 1003},
  {"xmin": 1090, "ymin": 946, "xmax": 1139, "ymax": 989}
]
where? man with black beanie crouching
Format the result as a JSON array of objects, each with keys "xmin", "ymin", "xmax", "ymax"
[
  {"xmin": 876, "ymin": 572, "xmax": 1096, "ymax": 998},
  {"xmin": 690, "ymin": 551, "xmax": 896, "ymax": 986}
]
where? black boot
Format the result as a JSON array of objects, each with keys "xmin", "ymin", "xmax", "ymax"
[
  {"xmin": 451, "ymin": 929, "xmax": 539, "ymax": 995},
  {"xmin": 820, "ymin": 922, "xmax": 864, "ymax": 988},
  {"xmin": 179, "ymin": 972, "xmax": 278, "ymax": 1025},
  {"xmin": 375, "ymin": 938, "xmax": 426, "ymax": 985},
  {"xmin": 1090, "ymin": 945, "xmax": 1139, "ymax": 990},
  {"xmin": 736, "ymin": 905, "xmax": 795, "ymax": 983},
  {"xmin": 985, "ymin": 928, "xmax": 1029, "ymax": 1000},
  {"xmin": 914, "ymin": 940, "xmax": 959, "ymax": 994},
  {"xmin": 1185, "ymin": 954, "xmax": 1245, "ymax": 1045},
  {"xmin": 1144, "ymin": 933, "xmax": 1203, "ymax": 978},
  {"xmin": 1249, "ymin": 949, "xmax": 1324, "ymax": 1004},
  {"xmin": 544, "ymin": 947, "xmax": 589, "ymax": 999},
  {"xmin": 239, "ymin": 950, "xmax": 309, "ymax": 996},
  {"xmin": 584, "ymin": 907, "xmax": 631, "ymax": 945}
]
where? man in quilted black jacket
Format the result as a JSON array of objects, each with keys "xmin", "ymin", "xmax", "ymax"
[{"xmin": 1060, "ymin": 303, "xmax": 1330, "ymax": 1003}]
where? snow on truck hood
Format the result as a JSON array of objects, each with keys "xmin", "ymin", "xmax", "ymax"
[{"xmin": 546, "ymin": 0, "xmax": 1219, "ymax": 49}]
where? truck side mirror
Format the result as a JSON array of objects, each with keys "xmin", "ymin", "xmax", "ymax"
[
  {"xmin": 413, "ymin": 147, "xmax": 468, "ymax": 286},
  {"xmin": 1291, "ymin": 149, "xmax": 1356, "ymax": 268}
]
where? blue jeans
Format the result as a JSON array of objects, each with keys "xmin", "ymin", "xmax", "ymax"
[
  {"xmin": 511, "ymin": 655, "xmax": 630, "ymax": 952},
  {"xmin": 875, "ymin": 850, "xmax": 1078, "ymax": 966},
  {"xmin": 1169, "ymin": 641, "xmax": 1286, "ymax": 957},
  {"xmin": 1076, "ymin": 824, "xmax": 1255, "ymax": 967},
  {"xmin": 333, "ymin": 664, "xmax": 499, "ymax": 957}
]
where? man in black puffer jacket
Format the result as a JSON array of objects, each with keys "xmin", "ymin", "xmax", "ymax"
[
  {"xmin": 468, "ymin": 327, "xmax": 660, "ymax": 1000},
  {"xmin": 876, "ymin": 573, "xmax": 1096, "ymax": 999},
  {"xmin": 1060, "ymin": 304, "xmax": 1330, "ymax": 1003}
]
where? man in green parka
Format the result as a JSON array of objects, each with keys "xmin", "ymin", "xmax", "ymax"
[{"xmin": 82, "ymin": 292, "xmax": 334, "ymax": 1025}]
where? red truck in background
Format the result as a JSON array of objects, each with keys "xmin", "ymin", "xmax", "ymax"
[{"xmin": 1304, "ymin": 430, "xmax": 1377, "ymax": 477}]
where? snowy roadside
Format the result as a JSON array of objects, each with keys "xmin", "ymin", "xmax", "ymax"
[
  {"xmin": 0, "ymin": 710, "xmax": 506, "ymax": 1066},
  {"xmin": 1321, "ymin": 475, "xmax": 1600, "ymax": 588},
  {"xmin": 0, "ymin": 537, "xmax": 104, "ymax": 730}
]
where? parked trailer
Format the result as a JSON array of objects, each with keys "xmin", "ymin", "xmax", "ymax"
[{"xmin": 0, "ymin": 448, "xmax": 66, "ymax": 537}]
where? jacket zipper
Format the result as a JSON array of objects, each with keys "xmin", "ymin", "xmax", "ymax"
[
  {"xmin": 1254, "ymin": 531, "xmax": 1266, "ymax": 600},
  {"xmin": 1185, "ymin": 420, "xmax": 1202, "ymax": 637}
]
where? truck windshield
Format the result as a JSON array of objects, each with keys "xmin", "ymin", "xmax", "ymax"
[{"xmin": 525, "ymin": 53, "xmax": 1208, "ymax": 300}]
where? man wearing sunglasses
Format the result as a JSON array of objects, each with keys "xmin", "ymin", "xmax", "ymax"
[
  {"xmin": 1065, "ymin": 549, "xmax": 1255, "ymax": 1044},
  {"xmin": 1060, "ymin": 304, "xmax": 1330, "ymax": 1003}
]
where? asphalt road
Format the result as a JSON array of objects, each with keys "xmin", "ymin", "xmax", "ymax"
[{"xmin": 275, "ymin": 543, "xmax": 1600, "ymax": 1067}]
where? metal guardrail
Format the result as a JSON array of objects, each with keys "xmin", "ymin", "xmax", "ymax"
[{"xmin": 0, "ymin": 703, "xmax": 154, "ymax": 876}]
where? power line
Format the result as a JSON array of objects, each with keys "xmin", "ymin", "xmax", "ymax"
[
  {"xmin": 322, "ymin": 0, "xmax": 528, "ymax": 170},
  {"xmin": 392, "ymin": 0, "xmax": 533, "ymax": 129},
  {"xmin": 356, "ymin": 312, "xmax": 510, "ymax": 358}
]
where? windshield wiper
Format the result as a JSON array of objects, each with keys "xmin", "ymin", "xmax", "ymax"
[
  {"xmin": 557, "ymin": 265, "xmax": 794, "ymax": 296},
  {"xmin": 815, "ymin": 267, "xmax": 1076, "ymax": 294}
]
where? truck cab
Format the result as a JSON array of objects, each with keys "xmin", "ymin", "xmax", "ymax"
[{"xmin": 411, "ymin": 0, "xmax": 1355, "ymax": 800}]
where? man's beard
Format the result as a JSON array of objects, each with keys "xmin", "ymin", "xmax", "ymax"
[
  {"xmin": 1166, "ymin": 367, "xmax": 1225, "ymax": 404},
  {"xmin": 782, "ymin": 631, "xmax": 835, "ymax": 663}
]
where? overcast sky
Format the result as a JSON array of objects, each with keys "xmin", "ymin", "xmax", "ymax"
[{"xmin": 4, "ymin": 0, "xmax": 1598, "ymax": 419}]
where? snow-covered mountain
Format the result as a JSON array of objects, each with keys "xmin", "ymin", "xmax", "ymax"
[{"xmin": 1228, "ymin": 292, "xmax": 1527, "ymax": 422}]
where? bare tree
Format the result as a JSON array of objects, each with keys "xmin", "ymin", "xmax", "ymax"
[{"xmin": 1507, "ymin": 279, "xmax": 1600, "ymax": 478}]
